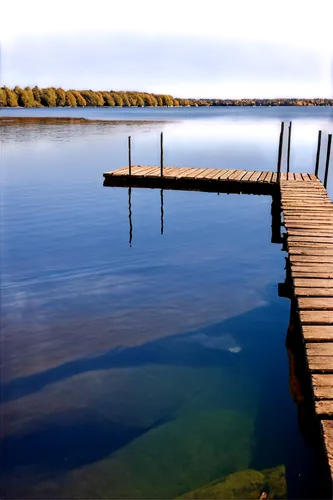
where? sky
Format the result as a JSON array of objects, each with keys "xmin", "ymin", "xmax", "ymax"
[{"xmin": 1, "ymin": 0, "xmax": 333, "ymax": 99}]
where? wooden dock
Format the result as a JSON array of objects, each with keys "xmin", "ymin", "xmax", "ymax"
[{"xmin": 104, "ymin": 166, "xmax": 333, "ymax": 490}]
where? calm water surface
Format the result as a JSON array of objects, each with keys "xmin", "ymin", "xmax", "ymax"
[{"xmin": 1, "ymin": 107, "xmax": 332, "ymax": 498}]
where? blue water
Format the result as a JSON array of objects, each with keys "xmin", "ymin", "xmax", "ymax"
[{"xmin": 1, "ymin": 107, "xmax": 332, "ymax": 498}]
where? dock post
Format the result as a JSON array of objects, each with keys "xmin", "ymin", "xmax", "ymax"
[
  {"xmin": 277, "ymin": 121, "xmax": 284, "ymax": 181},
  {"xmin": 315, "ymin": 130, "xmax": 322, "ymax": 177},
  {"xmin": 287, "ymin": 121, "xmax": 292, "ymax": 174},
  {"xmin": 128, "ymin": 136, "xmax": 132, "ymax": 176},
  {"xmin": 160, "ymin": 132, "xmax": 164, "ymax": 177},
  {"xmin": 323, "ymin": 133, "xmax": 332, "ymax": 188}
]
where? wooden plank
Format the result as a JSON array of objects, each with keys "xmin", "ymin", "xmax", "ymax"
[
  {"xmin": 230, "ymin": 170, "xmax": 248, "ymax": 181},
  {"xmin": 307, "ymin": 356, "xmax": 333, "ymax": 372},
  {"xmin": 291, "ymin": 255, "xmax": 333, "ymax": 263},
  {"xmin": 295, "ymin": 278, "xmax": 333, "ymax": 287},
  {"xmin": 240, "ymin": 170, "xmax": 255, "ymax": 182},
  {"xmin": 300, "ymin": 310, "xmax": 333, "ymax": 325},
  {"xmin": 292, "ymin": 271, "xmax": 333, "ymax": 279},
  {"xmin": 292, "ymin": 263, "xmax": 333, "ymax": 271},
  {"xmin": 312, "ymin": 374, "xmax": 333, "ymax": 387},
  {"xmin": 298, "ymin": 298, "xmax": 333, "ymax": 310},
  {"xmin": 264, "ymin": 172, "xmax": 274, "ymax": 183},
  {"xmin": 288, "ymin": 232, "xmax": 333, "ymax": 238},
  {"xmin": 288, "ymin": 242, "xmax": 333, "ymax": 248},
  {"xmin": 313, "ymin": 387, "xmax": 333, "ymax": 399},
  {"xmin": 219, "ymin": 169, "xmax": 234, "ymax": 180},
  {"xmin": 186, "ymin": 168, "xmax": 212, "ymax": 178},
  {"xmin": 136, "ymin": 166, "xmax": 161, "ymax": 176},
  {"xmin": 248, "ymin": 171, "xmax": 262, "ymax": 182},
  {"xmin": 224, "ymin": 170, "xmax": 238, "ymax": 180},
  {"xmin": 290, "ymin": 247, "xmax": 333, "ymax": 256},
  {"xmin": 193, "ymin": 168, "xmax": 211, "ymax": 179},
  {"xmin": 296, "ymin": 287, "xmax": 333, "ymax": 297},
  {"xmin": 316, "ymin": 401, "xmax": 333, "ymax": 415},
  {"xmin": 306, "ymin": 343, "xmax": 333, "ymax": 356},
  {"xmin": 280, "ymin": 172, "xmax": 287, "ymax": 181},
  {"xmin": 288, "ymin": 236, "xmax": 333, "ymax": 243},
  {"xmin": 309, "ymin": 173, "xmax": 321, "ymax": 181},
  {"xmin": 203, "ymin": 169, "xmax": 222, "ymax": 179},
  {"xmin": 210, "ymin": 169, "xmax": 228, "ymax": 180},
  {"xmin": 257, "ymin": 171, "xmax": 267, "ymax": 182},
  {"xmin": 302, "ymin": 325, "xmax": 333, "ymax": 341},
  {"xmin": 271, "ymin": 172, "xmax": 278, "ymax": 183},
  {"xmin": 301, "ymin": 173, "xmax": 312, "ymax": 181},
  {"xmin": 285, "ymin": 225, "xmax": 333, "ymax": 231}
]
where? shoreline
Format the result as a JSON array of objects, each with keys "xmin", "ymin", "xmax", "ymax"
[{"xmin": 0, "ymin": 116, "xmax": 169, "ymax": 125}]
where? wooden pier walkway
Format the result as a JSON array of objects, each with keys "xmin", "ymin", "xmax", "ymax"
[{"xmin": 104, "ymin": 166, "xmax": 333, "ymax": 489}]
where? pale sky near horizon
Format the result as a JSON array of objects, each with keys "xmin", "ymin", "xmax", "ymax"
[{"xmin": 1, "ymin": 0, "xmax": 333, "ymax": 98}]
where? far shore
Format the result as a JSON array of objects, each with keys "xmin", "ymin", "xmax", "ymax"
[{"xmin": 0, "ymin": 116, "xmax": 169, "ymax": 125}]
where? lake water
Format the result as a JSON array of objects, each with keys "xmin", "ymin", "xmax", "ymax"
[{"xmin": 1, "ymin": 107, "xmax": 332, "ymax": 498}]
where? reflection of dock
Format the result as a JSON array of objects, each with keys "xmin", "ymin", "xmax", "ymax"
[{"xmin": 104, "ymin": 165, "xmax": 333, "ymax": 493}]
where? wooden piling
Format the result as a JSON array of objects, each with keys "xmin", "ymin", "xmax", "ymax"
[
  {"xmin": 324, "ymin": 134, "xmax": 332, "ymax": 188},
  {"xmin": 287, "ymin": 122, "xmax": 292, "ymax": 174},
  {"xmin": 315, "ymin": 130, "xmax": 322, "ymax": 177},
  {"xmin": 160, "ymin": 132, "xmax": 164, "ymax": 177},
  {"xmin": 128, "ymin": 136, "xmax": 132, "ymax": 176},
  {"xmin": 277, "ymin": 122, "xmax": 284, "ymax": 181}
]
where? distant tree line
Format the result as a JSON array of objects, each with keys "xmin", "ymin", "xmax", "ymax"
[{"xmin": 0, "ymin": 86, "xmax": 332, "ymax": 107}]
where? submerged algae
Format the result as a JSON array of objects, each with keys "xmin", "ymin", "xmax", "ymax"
[{"xmin": 180, "ymin": 464, "xmax": 287, "ymax": 499}]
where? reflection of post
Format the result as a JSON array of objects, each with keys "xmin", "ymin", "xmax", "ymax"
[
  {"xmin": 160, "ymin": 189, "xmax": 164, "ymax": 235},
  {"xmin": 128, "ymin": 187, "xmax": 132, "ymax": 247},
  {"xmin": 271, "ymin": 194, "xmax": 282, "ymax": 244},
  {"xmin": 285, "ymin": 300, "xmax": 318, "ymax": 447}
]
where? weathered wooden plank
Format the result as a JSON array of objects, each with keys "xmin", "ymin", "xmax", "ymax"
[
  {"xmin": 210, "ymin": 169, "xmax": 228, "ymax": 180},
  {"xmin": 292, "ymin": 263, "xmax": 333, "ymax": 271},
  {"xmin": 302, "ymin": 325, "xmax": 333, "ymax": 341},
  {"xmin": 288, "ymin": 242, "xmax": 333, "ymax": 248},
  {"xmin": 271, "ymin": 172, "xmax": 278, "ymax": 183},
  {"xmin": 301, "ymin": 173, "xmax": 312, "ymax": 181},
  {"xmin": 308, "ymin": 356, "xmax": 333, "ymax": 372},
  {"xmin": 240, "ymin": 170, "xmax": 255, "ymax": 182},
  {"xmin": 248, "ymin": 171, "xmax": 262, "ymax": 182},
  {"xmin": 300, "ymin": 310, "xmax": 333, "ymax": 325},
  {"xmin": 179, "ymin": 168, "xmax": 206, "ymax": 178},
  {"xmin": 228, "ymin": 169, "xmax": 247, "ymax": 181},
  {"xmin": 306, "ymin": 343, "xmax": 333, "ymax": 355},
  {"xmin": 292, "ymin": 271, "xmax": 333, "ymax": 279},
  {"xmin": 288, "ymin": 236, "xmax": 333, "ymax": 244},
  {"xmin": 264, "ymin": 172, "xmax": 273, "ymax": 183},
  {"xmin": 288, "ymin": 232, "xmax": 333, "ymax": 239},
  {"xmin": 312, "ymin": 374, "xmax": 333, "ymax": 388},
  {"xmin": 295, "ymin": 278, "xmax": 333, "ymax": 287},
  {"xmin": 316, "ymin": 401, "xmax": 333, "ymax": 416},
  {"xmin": 291, "ymin": 255, "xmax": 333, "ymax": 264},
  {"xmin": 193, "ymin": 168, "xmax": 211, "ymax": 179},
  {"xmin": 233, "ymin": 170, "xmax": 248, "ymax": 181},
  {"xmin": 290, "ymin": 248, "xmax": 333, "ymax": 256},
  {"xmin": 218, "ymin": 169, "xmax": 234, "ymax": 180},
  {"xmin": 313, "ymin": 387, "xmax": 333, "ymax": 399},
  {"xmin": 296, "ymin": 287, "xmax": 333, "ymax": 297},
  {"xmin": 298, "ymin": 298, "xmax": 333, "ymax": 310}
]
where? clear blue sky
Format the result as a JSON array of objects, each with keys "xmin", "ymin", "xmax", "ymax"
[{"xmin": 1, "ymin": 0, "xmax": 333, "ymax": 98}]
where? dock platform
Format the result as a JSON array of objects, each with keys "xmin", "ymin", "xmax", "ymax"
[{"xmin": 104, "ymin": 166, "xmax": 333, "ymax": 489}]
